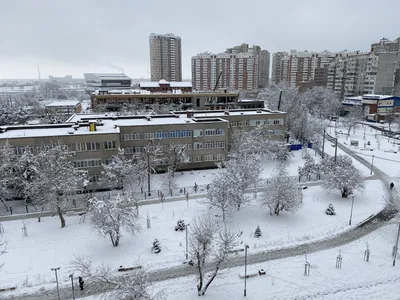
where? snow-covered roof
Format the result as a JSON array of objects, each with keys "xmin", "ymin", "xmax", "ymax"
[
  {"xmin": 139, "ymin": 80, "xmax": 192, "ymax": 88},
  {"xmin": 362, "ymin": 94, "xmax": 393, "ymax": 100},
  {"xmin": 0, "ymin": 124, "xmax": 120, "ymax": 139},
  {"xmin": 238, "ymin": 99, "xmax": 264, "ymax": 102},
  {"xmin": 45, "ymin": 100, "xmax": 81, "ymax": 108}
]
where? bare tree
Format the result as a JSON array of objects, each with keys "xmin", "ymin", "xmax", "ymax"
[
  {"xmin": 163, "ymin": 143, "xmax": 186, "ymax": 177},
  {"xmin": 0, "ymin": 232, "xmax": 6, "ymax": 270},
  {"xmin": 189, "ymin": 214, "xmax": 241, "ymax": 296},
  {"xmin": 89, "ymin": 192, "xmax": 141, "ymax": 247},
  {"xmin": 70, "ymin": 255, "xmax": 164, "ymax": 300},
  {"xmin": 341, "ymin": 108, "xmax": 363, "ymax": 136}
]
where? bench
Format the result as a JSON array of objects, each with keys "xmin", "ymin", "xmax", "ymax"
[{"xmin": 118, "ymin": 265, "xmax": 142, "ymax": 272}]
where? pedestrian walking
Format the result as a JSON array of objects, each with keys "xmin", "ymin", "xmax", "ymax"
[
  {"xmin": 390, "ymin": 182, "xmax": 394, "ymax": 190},
  {"xmin": 194, "ymin": 183, "xmax": 198, "ymax": 193},
  {"xmin": 78, "ymin": 276, "xmax": 84, "ymax": 291}
]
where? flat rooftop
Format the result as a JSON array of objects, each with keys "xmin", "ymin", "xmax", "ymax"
[
  {"xmin": 45, "ymin": 100, "xmax": 81, "ymax": 107},
  {"xmin": 174, "ymin": 109, "xmax": 286, "ymax": 117},
  {"xmin": 92, "ymin": 90, "xmax": 238, "ymax": 97}
]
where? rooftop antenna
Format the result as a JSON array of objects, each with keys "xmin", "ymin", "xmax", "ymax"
[{"xmin": 37, "ymin": 65, "xmax": 41, "ymax": 80}]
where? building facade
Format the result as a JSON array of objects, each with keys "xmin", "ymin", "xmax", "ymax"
[
  {"xmin": 84, "ymin": 73, "xmax": 132, "ymax": 93},
  {"xmin": 0, "ymin": 109, "xmax": 286, "ymax": 189},
  {"xmin": 272, "ymin": 50, "xmax": 335, "ymax": 88},
  {"xmin": 149, "ymin": 33, "xmax": 182, "ymax": 82},
  {"xmin": 191, "ymin": 44, "xmax": 269, "ymax": 91}
]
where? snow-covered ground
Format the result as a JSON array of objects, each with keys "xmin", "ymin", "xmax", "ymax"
[
  {"xmin": 74, "ymin": 223, "xmax": 400, "ymax": 300},
  {"xmin": 332, "ymin": 123, "xmax": 400, "ymax": 178},
  {"xmin": 0, "ymin": 176, "xmax": 385, "ymax": 290}
]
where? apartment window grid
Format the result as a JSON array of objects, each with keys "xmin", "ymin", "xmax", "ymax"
[
  {"xmin": 204, "ymin": 153, "xmax": 225, "ymax": 162},
  {"xmin": 121, "ymin": 133, "xmax": 143, "ymax": 141},
  {"xmin": 156, "ymin": 131, "xmax": 169, "ymax": 139},
  {"xmin": 192, "ymin": 155, "xmax": 203, "ymax": 162},
  {"xmin": 205, "ymin": 142, "xmax": 214, "ymax": 149},
  {"xmin": 73, "ymin": 158, "xmax": 102, "ymax": 169},
  {"xmin": 170, "ymin": 130, "xmax": 192, "ymax": 138},
  {"xmin": 215, "ymin": 141, "xmax": 226, "ymax": 149},
  {"xmin": 204, "ymin": 128, "xmax": 225, "ymax": 136},
  {"xmin": 194, "ymin": 142, "xmax": 203, "ymax": 150},
  {"xmin": 104, "ymin": 141, "xmax": 117, "ymax": 150},
  {"xmin": 86, "ymin": 142, "xmax": 101, "ymax": 151},
  {"xmin": 144, "ymin": 133, "xmax": 156, "ymax": 140}
]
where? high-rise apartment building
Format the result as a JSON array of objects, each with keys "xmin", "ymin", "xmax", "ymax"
[
  {"xmin": 271, "ymin": 52, "xmax": 287, "ymax": 85},
  {"xmin": 271, "ymin": 50, "xmax": 335, "ymax": 88},
  {"xmin": 149, "ymin": 33, "xmax": 182, "ymax": 82},
  {"xmin": 327, "ymin": 51, "xmax": 397, "ymax": 98},
  {"xmin": 371, "ymin": 37, "xmax": 400, "ymax": 54},
  {"xmin": 191, "ymin": 44, "xmax": 269, "ymax": 91}
]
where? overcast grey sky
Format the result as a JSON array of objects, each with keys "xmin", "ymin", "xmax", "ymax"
[{"xmin": 0, "ymin": 0, "xmax": 399, "ymax": 79}]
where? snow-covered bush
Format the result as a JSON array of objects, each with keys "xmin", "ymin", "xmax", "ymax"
[
  {"xmin": 325, "ymin": 204, "xmax": 336, "ymax": 215},
  {"xmin": 254, "ymin": 225, "xmax": 262, "ymax": 238},
  {"xmin": 152, "ymin": 239, "xmax": 161, "ymax": 254},
  {"xmin": 175, "ymin": 219, "xmax": 185, "ymax": 231}
]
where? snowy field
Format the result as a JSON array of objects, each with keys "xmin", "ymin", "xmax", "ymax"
[
  {"xmin": 332, "ymin": 122, "xmax": 400, "ymax": 178},
  {"xmin": 74, "ymin": 223, "xmax": 400, "ymax": 300},
  {"xmin": 0, "ymin": 177, "xmax": 385, "ymax": 291}
]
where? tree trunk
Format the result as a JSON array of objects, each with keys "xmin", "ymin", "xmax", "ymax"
[
  {"xmin": 200, "ymin": 261, "xmax": 223, "ymax": 296},
  {"xmin": 341, "ymin": 188, "xmax": 349, "ymax": 198},
  {"xmin": 196, "ymin": 251, "xmax": 203, "ymax": 295},
  {"xmin": 57, "ymin": 206, "xmax": 65, "ymax": 228}
]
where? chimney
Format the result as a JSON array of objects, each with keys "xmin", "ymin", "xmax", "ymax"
[{"xmin": 89, "ymin": 122, "xmax": 97, "ymax": 131}]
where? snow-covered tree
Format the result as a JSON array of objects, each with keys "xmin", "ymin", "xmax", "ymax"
[
  {"xmin": 89, "ymin": 192, "xmax": 140, "ymax": 247},
  {"xmin": 258, "ymin": 81, "xmax": 298, "ymax": 112},
  {"xmin": 0, "ymin": 142, "xmax": 16, "ymax": 202},
  {"xmin": 300, "ymin": 86, "xmax": 341, "ymax": 119},
  {"xmin": 321, "ymin": 155, "xmax": 364, "ymax": 197},
  {"xmin": 341, "ymin": 108, "xmax": 363, "ymax": 136},
  {"xmin": 260, "ymin": 164, "xmax": 302, "ymax": 215},
  {"xmin": 100, "ymin": 149, "xmax": 144, "ymax": 190},
  {"xmin": 298, "ymin": 154, "xmax": 318, "ymax": 181},
  {"xmin": 32, "ymin": 144, "xmax": 84, "ymax": 228},
  {"xmin": 254, "ymin": 225, "xmax": 262, "ymax": 238},
  {"xmin": 151, "ymin": 238, "xmax": 162, "ymax": 254},
  {"xmin": 206, "ymin": 172, "xmax": 236, "ymax": 221},
  {"xmin": 188, "ymin": 214, "xmax": 241, "ymax": 296},
  {"xmin": 70, "ymin": 255, "xmax": 165, "ymax": 300},
  {"xmin": 163, "ymin": 143, "xmax": 186, "ymax": 177},
  {"xmin": 325, "ymin": 204, "xmax": 336, "ymax": 215}
]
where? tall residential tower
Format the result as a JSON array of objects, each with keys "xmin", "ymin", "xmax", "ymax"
[{"xmin": 149, "ymin": 33, "xmax": 182, "ymax": 82}]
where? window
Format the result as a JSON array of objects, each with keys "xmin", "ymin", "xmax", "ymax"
[
  {"xmin": 215, "ymin": 141, "xmax": 226, "ymax": 148},
  {"xmin": 250, "ymin": 120, "xmax": 263, "ymax": 127},
  {"xmin": 216, "ymin": 128, "xmax": 225, "ymax": 136},
  {"xmin": 73, "ymin": 158, "xmax": 102, "ymax": 168},
  {"xmin": 194, "ymin": 142, "xmax": 203, "ymax": 150},
  {"xmin": 273, "ymin": 119, "xmax": 283, "ymax": 125},
  {"xmin": 13, "ymin": 146, "xmax": 26, "ymax": 155},
  {"xmin": 86, "ymin": 142, "xmax": 100, "ymax": 151},
  {"xmin": 170, "ymin": 130, "xmax": 192, "ymax": 138},
  {"xmin": 193, "ymin": 156, "xmax": 203, "ymax": 162},
  {"xmin": 104, "ymin": 141, "xmax": 116, "ymax": 150},
  {"xmin": 144, "ymin": 133, "xmax": 155, "ymax": 140},
  {"xmin": 204, "ymin": 153, "xmax": 225, "ymax": 161},
  {"xmin": 156, "ymin": 131, "xmax": 169, "ymax": 139},
  {"xmin": 205, "ymin": 129, "xmax": 215, "ymax": 136},
  {"xmin": 193, "ymin": 129, "xmax": 203, "ymax": 137},
  {"xmin": 231, "ymin": 121, "xmax": 238, "ymax": 127},
  {"xmin": 121, "ymin": 133, "xmax": 142, "ymax": 141},
  {"xmin": 75, "ymin": 142, "xmax": 85, "ymax": 152},
  {"xmin": 205, "ymin": 142, "xmax": 214, "ymax": 149},
  {"xmin": 187, "ymin": 144, "xmax": 192, "ymax": 151}
]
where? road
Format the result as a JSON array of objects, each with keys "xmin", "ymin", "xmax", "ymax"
[{"xmin": 3, "ymin": 131, "xmax": 398, "ymax": 300}]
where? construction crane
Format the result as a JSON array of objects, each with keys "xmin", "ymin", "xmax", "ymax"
[{"xmin": 213, "ymin": 71, "xmax": 223, "ymax": 92}]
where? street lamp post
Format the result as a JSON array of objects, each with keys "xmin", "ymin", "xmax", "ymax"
[
  {"xmin": 69, "ymin": 274, "xmax": 75, "ymax": 300},
  {"xmin": 185, "ymin": 224, "xmax": 190, "ymax": 260},
  {"xmin": 50, "ymin": 267, "xmax": 61, "ymax": 300},
  {"xmin": 334, "ymin": 138, "xmax": 338, "ymax": 163},
  {"xmin": 244, "ymin": 245, "xmax": 249, "ymax": 297},
  {"xmin": 349, "ymin": 195, "xmax": 355, "ymax": 225},
  {"xmin": 393, "ymin": 222, "xmax": 400, "ymax": 266},
  {"xmin": 147, "ymin": 150, "xmax": 151, "ymax": 196},
  {"xmin": 370, "ymin": 155, "xmax": 374, "ymax": 175}
]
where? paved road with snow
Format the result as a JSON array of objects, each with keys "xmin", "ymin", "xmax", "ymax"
[{"xmin": 3, "ymin": 132, "xmax": 398, "ymax": 300}]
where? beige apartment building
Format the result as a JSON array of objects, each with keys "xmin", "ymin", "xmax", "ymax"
[{"xmin": 0, "ymin": 109, "xmax": 286, "ymax": 189}]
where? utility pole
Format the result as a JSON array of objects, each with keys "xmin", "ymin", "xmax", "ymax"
[
  {"xmin": 393, "ymin": 222, "xmax": 400, "ymax": 266},
  {"xmin": 370, "ymin": 155, "xmax": 374, "ymax": 175},
  {"xmin": 349, "ymin": 195, "xmax": 355, "ymax": 225},
  {"xmin": 69, "ymin": 274, "xmax": 75, "ymax": 300},
  {"xmin": 322, "ymin": 129, "xmax": 326, "ymax": 159},
  {"xmin": 185, "ymin": 224, "xmax": 190, "ymax": 260},
  {"xmin": 244, "ymin": 245, "xmax": 249, "ymax": 297},
  {"xmin": 50, "ymin": 267, "xmax": 61, "ymax": 300},
  {"xmin": 334, "ymin": 138, "xmax": 338, "ymax": 163},
  {"xmin": 147, "ymin": 150, "xmax": 151, "ymax": 196}
]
